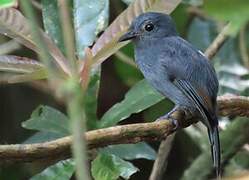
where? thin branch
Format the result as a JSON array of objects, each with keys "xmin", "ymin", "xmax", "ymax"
[
  {"xmin": 187, "ymin": 7, "xmax": 210, "ymax": 20},
  {"xmin": 239, "ymin": 24, "xmax": 249, "ymax": 68},
  {"xmin": 149, "ymin": 133, "xmax": 176, "ymax": 180},
  {"xmin": 31, "ymin": 0, "xmax": 42, "ymax": 10},
  {"xmin": 205, "ymin": 23, "xmax": 231, "ymax": 59},
  {"xmin": 114, "ymin": 51, "xmax": 137, "ymax": 68},
  {"xmin": 0, "ymin": 95, "xmax": 248, "ymax": 163}
]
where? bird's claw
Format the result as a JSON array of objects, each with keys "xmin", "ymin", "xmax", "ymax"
[{"xmin": 157, "ymin": 115, "xmax": 179, "ymax": 131}]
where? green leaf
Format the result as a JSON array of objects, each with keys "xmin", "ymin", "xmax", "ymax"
[
  {"xmin": 114, "ymin": 59, "xmax": 142, "ymax": 86},
  {"xmin": 31, "ymin": 159, "xmax": 75, "ymax": 180},
  {"xmin": 171, "ymin": 4, "xmax": 190, "ymax": 35},
  {"xmin": 204, "ymin": 0, "xmax": 249, "ymax": 33},
  {"xmin": 73, "ymin": 0, "xmax": 109, "ymax": 58},
  {"xmin": 85, "ymin": 72, "xmax": 100, "ymax": 129},
  {"xmin": 41, "ymin": 0, "xmax": 65, "ymax": 53},
  {"xmin": 143, "ymin": 99, "xmax": 173, "ymax": 122},
  {"xmin": 73, "ymin": 0, "xmax": 109, "ymax": 130},
  {"xmin": 22, "ymin": 105, "xmax": 70, "ymax": 136},
  {"xmin": 23, "ymin": 131, "xmax": 63, "ymax": 144},
  {"xmin": 0, "ymin": 0, "xmax": 16, "ymax": 8},
  {"xmin": 100, "ymin": 142, "xmax": 157, "ymax": 160},
  {"xmin": 91, "ymin": 153, "xmax": 138, "ymax": 180},
  {"xmin": 224, "ymin": 150, "xmax": 249, "ymax": 177},
  {"xmin": 99, "ymin": 79, "xmax": 164, "ymax": 128}
]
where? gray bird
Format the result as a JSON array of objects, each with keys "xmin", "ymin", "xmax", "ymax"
[{"xmin": 119, "ymin": 12, "xmax": 220, "ymax": 177}]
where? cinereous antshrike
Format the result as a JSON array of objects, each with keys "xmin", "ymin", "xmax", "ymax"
[{"xmin": 119, "ymin": 12, "xmax": 220, "ymax": 177}]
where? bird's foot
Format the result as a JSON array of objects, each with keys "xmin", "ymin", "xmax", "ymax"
[
  {"xmin": 156, "ymin": 105, "xmax": 195, "ymax": 131},
  {"xmin": 156, "ymin": 106, "xmax": 181, "ymax": 131}
]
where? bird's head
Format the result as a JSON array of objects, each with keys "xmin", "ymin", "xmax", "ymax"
[{"xmin": 119, "ymin": 12, "xmax": 177, "ymax": 42}]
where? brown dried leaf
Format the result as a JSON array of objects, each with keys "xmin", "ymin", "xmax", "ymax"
[
  {"xmin": 91, "ymin": 0, "xmax": 181, "ymax": 66},
  {"xmin": 0, "ymin": 69, "xmax": 47, "ymax": 84},
  {"xmin": 0, "ymin": 8, "xmax": 70, "ymax": 75},
  {"xmin": 0, "ymin": 55, "xmax": 44, "ymax": 73}
]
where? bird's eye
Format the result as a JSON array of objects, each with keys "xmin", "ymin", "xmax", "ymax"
[{"xmin": 144, "ymin": 23, "xmax": 154, "ymax": 32}]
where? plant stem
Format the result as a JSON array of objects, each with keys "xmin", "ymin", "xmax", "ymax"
[
  {"xmin": 58, "ymin": 0, "xmax": 77, "ymax": 74},
  {"xmin": 115, "ymin": 51, "xmax": 137, "ymax": 68},
  {"xmin": 67, "ymin": 78, "xmax": 90, "ymax": 180},
  {"xmin": 57, "ymin": 1, "xmax": 90, "ymax": 179}
]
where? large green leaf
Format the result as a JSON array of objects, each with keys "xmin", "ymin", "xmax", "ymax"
[
  {"xmin": 73, "ymin": 0, "xmax": 109, "ymax": 58},
  {"xmin": 84, "ymin": 72, "xmax": 100, "ymax": 129},
  {"xmin": 99, "ymin": 79, "xmax": 164, "ymax": 128},
  {"xmin": 23, "ymin": 131, "xmax": 63, "ymax": 144},
  {"xmin": 31, "ymin": 159, "xmax": 75, "ymax": 180},
  {"xmin": 100, "ymin": 142, "xmax": 157, "ymax": 160},
  {"xmin": 0, "ymin": 0, "xmax": 16, "ymax": 8},
  {"xmin": 73, "ymin": 0, "xmax": 109, "ymax": 129},
  {"xmin": 91, "ymin": 153, "xmax": 138, "ymax": 180},
  {"xmin": 41, "ymin": 0, "xmax": 65, "ymax": 53},
  {"xmin": 91, "ymin": 0, "xmax": 181, "ymax": 66},
  {"xmin": 224, "ymin": 150, "xmax": 249, "ymax": 177},
  {"xmin": 22, "ymin": 105, "xmax": 70, "ymax": 136},
  {"xmin": 204, "ymin": 0, "xmax": 249, "ymax": 33}
]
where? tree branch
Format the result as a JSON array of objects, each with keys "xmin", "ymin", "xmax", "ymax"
[
  {"xmin": 0, "ymin": 95, "xmax": 248, "ymax": 163},
  {"xmin": 149, "ymin": 133, "xmax": 176, "ymax": 180},
  {"xmin": 205, "ymin": 23, "xmax": 231, "ymax": 59}
]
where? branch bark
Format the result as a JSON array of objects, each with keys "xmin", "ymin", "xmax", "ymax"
[
  {"xmin": 149, "ymin": 133, "xmax": 176, "ymax": 180},
  {"xmin": 0, "ymin": 95, "xmax": 248, "ymax": 163}
]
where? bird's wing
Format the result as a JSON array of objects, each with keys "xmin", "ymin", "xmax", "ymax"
[
  {"xmin": 159, "ymin": 37, "xmax": 220, "ymax": 174},
  {"xmin": 173, "ymin": 79, "xmax": 220, "ymax": 175},
  {"xmin": 159, "ymin": 37, "xmax": 218, "ymax": 125},
  {"xmin": 173, "ymin": 79, "xmax": 215, "ymax": 129}
]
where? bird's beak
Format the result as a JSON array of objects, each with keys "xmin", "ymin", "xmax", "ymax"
[{"xmin": 118, "ymin": 30, "xmax": 137, "ymax": 42}]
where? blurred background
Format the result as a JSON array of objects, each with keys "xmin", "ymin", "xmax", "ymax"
[{"xmin": 0, "ymin": 0, "xmax": 249, "ymax": 179}]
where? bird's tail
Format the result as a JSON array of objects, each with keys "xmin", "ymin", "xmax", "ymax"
[{"xmin": 208, "ymin": 125, "xmax": 221, "ymax": 178}]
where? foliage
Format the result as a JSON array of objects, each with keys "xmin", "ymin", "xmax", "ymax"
[
  {"xmin": 31, "ymin": 159, "xmax": 75, "ymax": 180},
  {"xmin": 0, "ymin": 0, "xmax": 249, "ymax": 180},
  {"xmin": 0, "ymin": 0, "xmax": 16, "ymax": 8}
]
